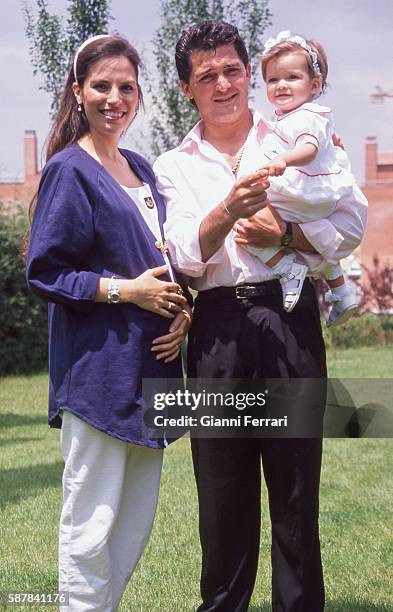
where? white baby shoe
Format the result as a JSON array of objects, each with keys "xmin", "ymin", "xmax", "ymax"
[
  {"xmin": 279, "ymin": 262, "xmax": 308, "ymax": 312},
  {"xmin": 326, "ymin": 290, "xmax": 359, "ymax": 328}
]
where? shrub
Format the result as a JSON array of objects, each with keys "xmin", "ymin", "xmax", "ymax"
[
  {"xmin": 315, "ymin": 267, "xmax": 393, "ymax": 349},
  {"xmin": 323, "ymin": 313, "xmax": 388, "ymax": 350},
  {"xmin": 358, "ymin": 255, "xmax": 393, "ymax": 315},
  {"xmin": 380, "ymin": 316, "xmax": 393, "ymax": 345},
  {"xmin": 0, "ymin": 202, "xmax": 47, "ymax": 375}
]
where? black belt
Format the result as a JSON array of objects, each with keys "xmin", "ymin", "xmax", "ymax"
[
  {"xmin": 197, "ymin": 280, "xmax": 283, "ymax": 301},
  {"xmin": 197, "ymin": 278, "xmax": 313, "ymax": 303}
]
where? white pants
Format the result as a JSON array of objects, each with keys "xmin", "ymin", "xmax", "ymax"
[{"xmin": 59, "ymin": 411, "xmax": 163, "ymax": 611}]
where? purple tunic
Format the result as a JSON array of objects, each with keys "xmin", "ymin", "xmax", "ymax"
[{"xmin": 26, "ymin": 144, "xmax": 185, "ymax": 448}]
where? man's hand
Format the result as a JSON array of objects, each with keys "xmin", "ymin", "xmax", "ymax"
[
  {"xmin": 233, "ymin": 204, "xmax": 285, "ymax": 248},
  {"xmin": 199, "ymin": 170, "xmax": 269, "ymax": 262},
  {"xmin": 234, "ymin": 205, "xmax": 316, "ymax": 252},
  {"xmin": 222, "ymin": 170, "xmax": 269, "ymax": 220}
]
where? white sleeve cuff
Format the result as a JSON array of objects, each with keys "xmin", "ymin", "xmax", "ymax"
[{"xmin": 166, "ymin": 220, "xmax": 226, "ymax": 278}]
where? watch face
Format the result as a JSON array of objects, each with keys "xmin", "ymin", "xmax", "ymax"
[
  {"xmin": 281, "ymin": 222, "xmax": 292, "ymax": 247},
  {"xmin": 109, "ymin": 292, "xmax": 120, "ymax": 304}
]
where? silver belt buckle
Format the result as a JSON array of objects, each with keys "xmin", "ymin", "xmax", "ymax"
[{"xmin": 235, "ymin": 285, "xmax": 255, "ymax": 299}]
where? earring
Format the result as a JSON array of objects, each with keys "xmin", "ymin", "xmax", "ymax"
[{"xmin": 77, "ymin": 103, "xmax": 82, "ymax": 112}]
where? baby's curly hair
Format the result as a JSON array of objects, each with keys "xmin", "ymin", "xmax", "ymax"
[{"xmin": 261, "ymin": 37, "xmax": 328, "ymax": 95}]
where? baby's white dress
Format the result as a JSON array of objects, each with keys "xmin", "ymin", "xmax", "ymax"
[{"xmin": 249, "ymin": 102, "xmax": 357, "ymax": 273}]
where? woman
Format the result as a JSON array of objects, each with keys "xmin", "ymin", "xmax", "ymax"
[{"xmin": 26, "ymin": 34, "xmax": 191, "ymax": 611}]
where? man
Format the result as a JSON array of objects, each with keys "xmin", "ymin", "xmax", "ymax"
[{"xmin": 154, "ymin": 21, "xmax": 367, "ymax": 612}]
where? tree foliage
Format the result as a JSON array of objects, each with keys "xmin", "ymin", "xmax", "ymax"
[
  {"xmin": 22, "ymin": 0, "xmax": 112, "ymax": 115},
  {"xmin": 145, "ymin": 0, "xmax": 272, "ymax": 156}
]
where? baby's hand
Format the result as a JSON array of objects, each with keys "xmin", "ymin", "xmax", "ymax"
[
  {"xmin": 251, "ymin": 168, "xmax": 269, "ymax": 186},
  {"xmin": 261, "ymin": 157, "xmax": 287, "ymax": 177},
  {"xmin": 332, "ymin": 132, "xmax": 345, "ymax": 150}
]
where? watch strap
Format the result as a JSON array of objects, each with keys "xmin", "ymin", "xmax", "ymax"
[
  {"xmin": 107, "ymin": 276, "xmax": 120, "ymax": 304},
  {"xmin": 280, "ymin": 222, "xmax": 293, "ymax": 247}
]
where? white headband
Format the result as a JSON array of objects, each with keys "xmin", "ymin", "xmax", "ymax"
[
  {"xmin": 263, "ymin": 30, "xmax": 322, "ymax": 77},
  {"xmin": 73, "ymin": 34, "xmax": 111, "ymax": 82}
]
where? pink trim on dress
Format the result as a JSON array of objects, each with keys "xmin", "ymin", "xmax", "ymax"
[
  {"xmin": 296, "ymin": 168, "xmax": 342, "ymax": 177},
  {"xmin": 294, "ymin": 133, "xmax": 319, "ymax": 147},
  {"xmin": 272, "ymin": 129, "xmax": 289, "ymax": 144},
  {"xmin": 275, "ymin": 107, "xmax": 331, "ymax": 122}
]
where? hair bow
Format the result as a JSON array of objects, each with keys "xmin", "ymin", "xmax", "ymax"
[{"xmin": 263, "ymin": 30, "xmax": 321, "ymax": 77}]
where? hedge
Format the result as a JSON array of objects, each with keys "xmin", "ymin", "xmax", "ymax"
[
  {"xmin": 0, "ymin": 203, "xmax": 47, "ymax": 375},
  {"xmin": 323, "ymin": 313, "xmax": 393, "ymax": 350}
]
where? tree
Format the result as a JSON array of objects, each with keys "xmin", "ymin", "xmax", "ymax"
[
  {"xmin": 22, "ymin": 0, "xmax": 112, "ymax": 115},
  {"xmin": 144, "ymin": 0, "xmax": 272, "ymax": 157},
  {"xmin": 358, "ymin": 255, "xmax": 393, "ymax": 315}
]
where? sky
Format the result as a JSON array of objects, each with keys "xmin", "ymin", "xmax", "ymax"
[{"xmin": 1, "ymin": 0, "xmax": 392, "ymax": 184}]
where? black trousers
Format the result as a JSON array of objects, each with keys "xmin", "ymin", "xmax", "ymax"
[{"xmin": 188, "ymin": 280, "xmax": 326, "ymax": 612}]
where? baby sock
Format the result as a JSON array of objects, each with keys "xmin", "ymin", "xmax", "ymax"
[{"xmin": 329, "ymin": 284, "xmax": 349, "ymax": 299}]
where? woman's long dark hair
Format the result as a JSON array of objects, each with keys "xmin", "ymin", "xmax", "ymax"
[
  {"xmin": 46, "ymin": 35, "xmax": 143, "ymax": 161},
  {"xmin": 27, "ymin": 35, "xmax": 143, "ymax": 226}
]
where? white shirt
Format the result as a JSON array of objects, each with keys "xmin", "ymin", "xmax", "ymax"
[
  {"xmin": 121, "ymin": 183, "xmax": 176, "ymax": 282},
  {"xmin": 153, "ymin": 110, "xmax": 368, "ymax": 291}
]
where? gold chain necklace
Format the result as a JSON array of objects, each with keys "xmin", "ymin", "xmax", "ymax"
[
  {"xmin": 201, "ymin": 128, "xmax": 245, "ymax": 176},
  {"xmin": 231, "ymin": 144, "xmax": 245, "ymax": 175}
]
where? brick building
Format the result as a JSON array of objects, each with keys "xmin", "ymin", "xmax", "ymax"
[
  {"xmin": 361, "ymin": 137, "xmax": 393, "ymax": 269},
  {"xmin": 0, "ymin": 130, "xmax": 40, "ymax": 208}
]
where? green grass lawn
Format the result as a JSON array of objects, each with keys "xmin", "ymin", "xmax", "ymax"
[
  {"xmin": 326, "ymin": 345, "xmax": 393, "ymax": 378},
  {"xmin": 0, "ymin": 346, "xmax": 392, "ymax": 611}
]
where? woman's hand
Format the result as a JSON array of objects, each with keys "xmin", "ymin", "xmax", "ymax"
[
  {"xmin": 96, "ymin": 266, "xmax": 187, "ymax": 317},
  {"xmin": 151, "ymin": 304, "xmax": 192, "ymax": 363},
  {"xmin": 126, "ymin": 266, "xmax": 187, "ymax": 318}
]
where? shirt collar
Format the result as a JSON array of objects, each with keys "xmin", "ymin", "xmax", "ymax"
[
  {"xmin": 178, "ymin": 108, "xmax": 268, "ymax": 152},
  {"xmin": 274, "ymin": 102, "xmax": 332, "ymax": 120},
  {"xmin": 178, "ymin": 119, "xmax": 204, "ymax": 151}
]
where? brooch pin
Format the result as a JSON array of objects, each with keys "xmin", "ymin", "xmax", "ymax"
[
  {"xmin": 155, "ymin": 240, "xmax": 169, "ymax": 254},
  {"xmin": 144, "ymin": 196, "xmax": 155, "ymax": 209}
]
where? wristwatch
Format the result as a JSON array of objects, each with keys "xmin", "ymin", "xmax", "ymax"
[
  {"xmin": 107, "ymin": 276, "xmax": 120, "ymax": 304},
  {"xmin": 280, "ymin": 222, "xmax": 293, "ymax": 247}
]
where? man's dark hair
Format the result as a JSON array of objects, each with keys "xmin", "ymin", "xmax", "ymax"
[{"xmin": 175, "ymin": 20, "xmax": 249, "ymax": 83}]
